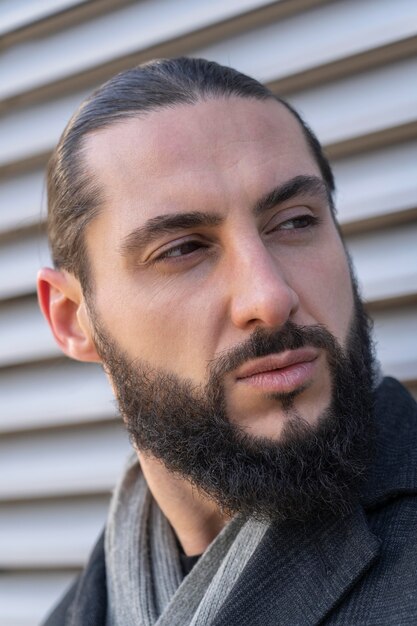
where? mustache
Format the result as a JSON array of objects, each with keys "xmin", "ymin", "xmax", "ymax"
[{"xmin": 209, "ymin": 321, "xmax": 343, "ymax": 380}]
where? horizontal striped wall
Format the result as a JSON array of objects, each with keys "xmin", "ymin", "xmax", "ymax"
[{"xmin": 1, "ymin": 1, "xmax": 416, "ymax": 623}]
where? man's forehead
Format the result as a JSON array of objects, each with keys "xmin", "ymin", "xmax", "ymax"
[{"xmin": 83, "ymin": 97, "xmax": 314, "ymax": 188}]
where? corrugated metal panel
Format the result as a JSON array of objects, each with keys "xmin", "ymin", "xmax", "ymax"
[
  {"xmin": 0, "ymin": 233, "xmax": 50, "ymax": 300},
  {"xmin": 0, "ymin": 169, "xmax": 46, "ymax": 234},
  {"xmin": 334, "ymin": 139, "xmax": 417, "ymax": 231},
  {"xmin": 0, "ymin": 361, "xmax": 115, "ymax": 432},
  {"xmin": 0, "ymin": 497, "xmax": 110, "ymax": 567},
  {"xmin": 373, "ymin": 305, "xmax": 417, "ymax": 383},
  {"xmin": 0, "ymin": 423, "xmax": 129, "ymax": 500},
  {"xmin": 0, "ymin": 297, "xmax": 59, "ymax": 366},
  {"xmin": 0, "ymin": 0, "xmax": 288, "ymax": 102},
  {"xmin": 347, "ymin": 223, "xmax": 417, "ymax": 304},
  {"xmin": 0, "ymin": 0, "xmax": 91, "ymax": 37},
  {"xmin": 1, "ymin": 1, "xmax": 416, "ymax": 624}
]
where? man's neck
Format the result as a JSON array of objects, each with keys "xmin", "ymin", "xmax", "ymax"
[{"xmin": 137, "ymin": 451, "xmax": 229, "ymax": 556}]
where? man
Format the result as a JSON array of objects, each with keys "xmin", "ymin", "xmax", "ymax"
[{"xmin": 38, "ymin": 58, "xmax": 417, "ymax": 625}]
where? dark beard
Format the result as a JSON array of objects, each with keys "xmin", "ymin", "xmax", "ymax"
[{"xmin": 91, "ymin": 290, "xmax": 376, "ymax": 524}]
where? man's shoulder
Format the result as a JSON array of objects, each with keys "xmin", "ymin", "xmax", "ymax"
[
  {"xmin": 361, "ymin": 376, "xmax": 417, "ymax": 509},
  {"xmin": 42, "ymin": 530, "xmax": 107, "ymax": 626},
  {"xmin": 376, "ymin": 374, "xmax": 416, "ymax": 451},
  {"xmin": 376, "ymin": 376, "xmax": 417, "ymax": 427}
]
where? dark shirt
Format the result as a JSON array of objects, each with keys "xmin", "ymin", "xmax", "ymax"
[{"xmin": 179, "ymin": 551, "xmax": 201, "ymax": 575}]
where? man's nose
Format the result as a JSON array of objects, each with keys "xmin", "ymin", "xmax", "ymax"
[{"xmin": 228, "ymin": 243, "xmax": 299, "ymax": 331}]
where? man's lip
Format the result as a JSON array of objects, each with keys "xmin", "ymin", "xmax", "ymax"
[{"xmin": 235, "ymin": 348, "xmax": 319, "ymax": 380}]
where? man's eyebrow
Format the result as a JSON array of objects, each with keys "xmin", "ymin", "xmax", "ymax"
[
  {"xmin": 120, "ymin": 175, "xmax": 330, "ymax": 257},
  {"xmin": 120, "ymin": 211, "xmax": 222, "ymax": 257},
  {"xmin": 253, "ymin": 175, "xmax": 330, "ymax": 216}
]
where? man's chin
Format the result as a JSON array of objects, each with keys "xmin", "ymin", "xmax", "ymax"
[
  {"xmin": 187, "ymin": 408, "xmax": 371, "ymax": 525},
  {"xmin": 227, "ymin": 385, "xmax": 332, "ymax": 442}
]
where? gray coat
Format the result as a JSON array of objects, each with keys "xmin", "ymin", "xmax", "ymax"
[{"xmin": 45, "ymin": 377, "xmax": 417, "ymax": 625}]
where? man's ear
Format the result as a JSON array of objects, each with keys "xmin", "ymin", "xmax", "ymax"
[{"xmin": 37, "ymin": 267, "xmax": 101, "ymax": 363}]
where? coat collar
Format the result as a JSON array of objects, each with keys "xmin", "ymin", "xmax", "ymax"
[
  {"xmin": 360, "ymin": 377, "xmax": 417, "ymax": 508},
  {"xmin": 213, "ymin": 505, "xmax": 380, "ymax": 626},
  {"xmin": 67, "ymin": 530, "xmax": 107, "ymax": 626}
]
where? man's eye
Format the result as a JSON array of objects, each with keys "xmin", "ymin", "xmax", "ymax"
[
  {"xmin": 156, "ymin": 241, "xmax": 204, "ymax": 261},
  {"xmin": 278, "ymin": 214, "xmax": 319, "ymax": 231}
]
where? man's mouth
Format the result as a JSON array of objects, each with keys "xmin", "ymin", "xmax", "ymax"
[{"xmin": 235, "ymin": 348, "xmax": 319, "ymax": 393}]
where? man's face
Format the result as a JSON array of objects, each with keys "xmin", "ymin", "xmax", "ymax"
[
  {"xmin": 80, "ymin": 97, "xmax": 376, "ymax": 521},
  {"xmin": 84, "ymin": 97, "xmax": 355, "ymax": 440}
]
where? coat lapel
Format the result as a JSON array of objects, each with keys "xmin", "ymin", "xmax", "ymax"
[{"xmin": 213, "ymin": 505, "xmax": 380, "ymax": 626}]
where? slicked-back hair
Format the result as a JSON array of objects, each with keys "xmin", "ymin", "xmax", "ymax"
[{"xmin": 47, "ymin": 56, "xmax": 335, "ymax": 293}]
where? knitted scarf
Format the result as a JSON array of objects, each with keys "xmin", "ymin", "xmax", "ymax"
[{"xmin": 105, "ymin": 455, "xmax": 268, "ymax": 626}]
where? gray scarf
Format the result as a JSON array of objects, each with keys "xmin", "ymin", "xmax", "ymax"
[{"xmin": 105, "ymin": 455, "xmax": 268, "ymax": 626}]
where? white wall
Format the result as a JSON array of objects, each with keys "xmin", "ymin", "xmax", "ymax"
[{"xmin": 1, "ymin": 1, "xmax": 416, "ymax": 623}]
